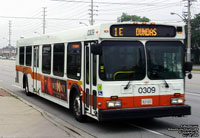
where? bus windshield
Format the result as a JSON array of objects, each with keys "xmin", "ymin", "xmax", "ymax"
[
  {"xmin": 146, "ymin": 41, "xmax": 184, "ymax": 80},
  {"xmin": 99, "ymin": 41, "xmax": 146, "ymax": 81}
]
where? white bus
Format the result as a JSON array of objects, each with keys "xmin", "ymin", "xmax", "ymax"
[{"xmin": 15, "ymin": 22, "xmax": 193, "ymax": 122}]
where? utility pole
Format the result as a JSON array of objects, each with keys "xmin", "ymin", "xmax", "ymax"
[
  {"xmin": 89, "ymin": 0, "xmax": 98, "ymax": 25},
  {"xmin": 8, "ymin": 20, "xmax": 12, "ymax": 58},
  {"xmin": 43, "ymin": 7, "xmax": 47, "ymax": 34},
  {"xmin": 187, "ymin": 0, "xmax": 191, "ymax": 62},
  {"xmin": 90, "ymin": 0, "xmax": 94, "ymax": 25},
  {"xmin": 8, "ymin": 20, "xmax": 11, "ymax": 47}
]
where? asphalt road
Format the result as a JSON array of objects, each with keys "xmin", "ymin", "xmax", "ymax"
[{"xmin": 0, "ymin": 59, "xmax": 199, "ymax": 138}]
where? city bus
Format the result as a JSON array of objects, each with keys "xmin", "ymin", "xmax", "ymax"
[{"xmin": 15, "ymin": 22, "xmax": 193, "ymax": 122}]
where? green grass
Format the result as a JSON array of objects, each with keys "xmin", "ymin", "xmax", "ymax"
[{"xmin": 192, "ymin": 69, "xmax": 200, "ymax": 71}]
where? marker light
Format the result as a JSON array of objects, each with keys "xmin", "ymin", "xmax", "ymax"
[
  {"xmin": 104, "ymin": 30, "xmax": 109, "ymax": 33},
  {"xmin": 133, "ymin": 22, "xmax": 138, "ymax": 24},
  {"xmin": 150, "ymin": 22, "xmax": 156, "ymax": 25},
  {"xmin": 142, "ymin": 22, "xmax": 146, "ymax": 25},
  {"xmin": 177, "ymin": 27, "xmax": 183, "ymax": 34}
]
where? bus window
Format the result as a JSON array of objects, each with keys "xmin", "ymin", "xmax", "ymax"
[
  {"xmin": 93, "ymin": 55, "xmax": 97, "ymax": 86},
  {"xmin": 53, "ymin": 43, "xmax": 64, "ymax": 77},
  {"xmin": 86, "ymin": 47, "xmax": 89, "ymax": 84},
  {"xmin": 67, "ymin": 42, "xmax": 81, "ymax": 80},
  {"xmin": 19, "ymin": 47, "xmax": 24, "ymax": 65},
  {"xmin": 146, "ymin": 41, "xmax": 184, "ymax": 79},
  {"xmin": 26, "ymin": 46, "xmax": 32, "ymax": 66},
  {"xmin": 99, "ymin": 41, "xmax": 146, "ymax": 81},
  {"xmin": 42, "ymin": 45, "xmax": 51, "ymax": 74}
]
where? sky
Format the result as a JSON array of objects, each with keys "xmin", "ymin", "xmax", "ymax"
[{"xmin": 0, "ymin": 0, "xmax": 200, "ymax": 48}]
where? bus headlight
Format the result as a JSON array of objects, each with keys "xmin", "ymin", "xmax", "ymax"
[
  {"xmin": 171, "ymin": 98, "xmax": 184, "ymax": 104},
  {"xmin": 107, "ymin": 100, "xmax": 121, "ymax": 108}
]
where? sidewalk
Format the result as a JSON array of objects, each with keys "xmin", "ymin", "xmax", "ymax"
[{"xmin": 0, "ymin": 88, "xmax": 92, "ymax": 138}]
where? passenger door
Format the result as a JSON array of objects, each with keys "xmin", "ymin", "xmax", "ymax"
[
  {"xmin": 33, "ymin": 46, "xmax": 39, "ymax": 93},
  {"xmin": 84, "ymin": 41, "xmax": 98, "ymax": 116}
]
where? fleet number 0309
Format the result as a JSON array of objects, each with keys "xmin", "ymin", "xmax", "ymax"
[{"xmin": 138, "ymin": 87, "xmax": 156, "ymax": 94}]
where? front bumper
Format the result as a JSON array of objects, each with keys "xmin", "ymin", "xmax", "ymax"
[{"xmin": 98, "ymin": 105, "xmax": 191, "ymax": 121}]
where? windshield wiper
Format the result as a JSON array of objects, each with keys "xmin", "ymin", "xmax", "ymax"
[
  {"xmin": 124, "ymin": 81, "xmax": 131, "ymax": 90},
  {"xmin": 124, "ymin": 73, "xmax": 133, "ymax": 90},
  {"xmin": 164, "ymin": 80, "xmax": 169, "ymax": 88}
]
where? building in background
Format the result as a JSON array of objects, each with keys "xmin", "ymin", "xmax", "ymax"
[{"xmin": 0, "ymin": 46, "xmax": 16, "ymax": 58}]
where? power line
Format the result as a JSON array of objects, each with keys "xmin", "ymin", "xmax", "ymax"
[
  {"xmin": 51, "ymin": 0, "xmax": 181, "ymax": 6},
  {"xmin": 0, "ymin": 15, "xmax": 88, "ymax": 21}
]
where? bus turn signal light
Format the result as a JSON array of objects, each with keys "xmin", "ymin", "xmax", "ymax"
[
  {"xmin": 174, "ymin": 93, "xmax": 181, "ymax": 97},
  {"xmin": 110, "ymin": 96, "xmax": 118, "ymax": 100}
]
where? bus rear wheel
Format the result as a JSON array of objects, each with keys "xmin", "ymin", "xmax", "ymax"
[{"xmin": 72, "ymin": 93, "xmax": 86, "ymax": 122}]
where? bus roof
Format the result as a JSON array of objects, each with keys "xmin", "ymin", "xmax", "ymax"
[{"xmin": 17, "ymin": 22, "xmax": 185, "ymax": 47}]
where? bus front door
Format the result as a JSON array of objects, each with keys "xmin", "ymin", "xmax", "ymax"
[
  {"xmin": 33, "ymin": 46, "xmax": 39, "ymax": 93},
  {"xmin": 84, "ymin": 41, "xmax": 98, "ymax": 117}
]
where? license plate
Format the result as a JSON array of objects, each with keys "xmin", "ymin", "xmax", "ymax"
[{"xmin": 141, "ymin": 99, "xmax": 152, "ymax": 105}]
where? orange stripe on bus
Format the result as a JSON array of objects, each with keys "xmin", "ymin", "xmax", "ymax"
[
  {"xmin": 94, "ymin": 94, "xmax": 185, "ymax": 109},
  {"xmin": 16, "ymin": 65, "xmax": 41, "ymax": 81},
  {"xmin": 67, "ymin": 80, "xmax": 83, "ymax": 91}
]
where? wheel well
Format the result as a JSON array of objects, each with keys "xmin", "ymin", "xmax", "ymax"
[
  {"xmin": 69, "ymin": 87, "xmax": 79, "ymax": 110},
  {"xmin": 23, "ymin": 74, "xmax": 27, "ymax": 88}
]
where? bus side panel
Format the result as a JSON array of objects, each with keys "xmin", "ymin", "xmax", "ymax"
[
  {"xmin": 18, "ymin": 71, "xmax": 24, "ymax": 89},
  {"xmin": 40, "ymin": 75, "xmax": 68, "ymax": 102},
  {"xmin": 27, "ymin": 73, "xmax": 33, "ymax": 93}
]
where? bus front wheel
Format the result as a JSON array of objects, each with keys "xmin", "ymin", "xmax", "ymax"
[
  {"xmin": 72, "ymin": 93, "xmax": 86, "ymax": 122},
  {"xmin": 25, "ymin": 79, "xmax": 31, "ymax": 96}
]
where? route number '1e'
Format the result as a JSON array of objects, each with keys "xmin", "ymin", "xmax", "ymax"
[{"xmin": 114, "ymin": 27, "xmax": 123, "ymax": 37}]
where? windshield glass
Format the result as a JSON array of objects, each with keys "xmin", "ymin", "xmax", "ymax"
[
  {"xmin": 146, "ymin": 41, "xmax": 184, "ymax": 80},
  {"xmin": 99, "ymin": 41, "xmax": 146, "ymax": 81}
]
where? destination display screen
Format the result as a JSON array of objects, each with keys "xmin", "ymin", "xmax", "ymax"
[{"xmin": 110, "ymin": 24, "xmax": 176, "ymax": 37}]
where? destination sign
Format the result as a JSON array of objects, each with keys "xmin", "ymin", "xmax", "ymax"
[{"xmin": 110, "ymin": 24, "xmax": 176, "ymax": 37}]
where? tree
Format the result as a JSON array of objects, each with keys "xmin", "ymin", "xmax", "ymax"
[
  {"xmin": 117, "ymin": 13, "xmax": 150, "ymax": 22},
  {"xmin": 191, "ymin": 13, "xmax": 200, "ymax": 64}
]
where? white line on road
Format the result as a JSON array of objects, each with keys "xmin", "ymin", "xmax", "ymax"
[
  {"xmin": 12, "ymin": 84, "xmax": 23, "ymax": 89},
  {"xmin": 187, "ymin": 84, "xmax": 200, "ymax": 87},
  {"xmin": 127, "ymin": 123, "xmax": 164, "ymax": 136},
  {"xmin": 187, "ymin": 93, "xmax": 200, "ymax": 97}
]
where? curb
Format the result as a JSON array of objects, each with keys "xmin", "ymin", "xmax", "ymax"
[
  {"xmin": 192, "ymin": 71, "xmax": 200, "ymax": 74},
  {"xmin": 1, "ymin": 87, "xmax": 95, "ymax": 138}
]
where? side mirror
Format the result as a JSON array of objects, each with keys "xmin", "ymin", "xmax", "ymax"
[
  {"xmin": 91, "ymin": 44, "xmax": 102, "ymax": 55},
  {"xmin": 188, "ymin": 73, "xmax": 192, "ymax": 79},
  {"xmin": 185, "ymin": 62, "xmax": 193, "ymax": 72}
]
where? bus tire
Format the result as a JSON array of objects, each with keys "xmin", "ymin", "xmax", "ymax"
[
  {"xmin": 72, "ymin": 92, "xmax": 86, "ymax": 122},
  {"xmin": 25, "ymin": 79, "xmax": 31, "ymax": 96}
]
